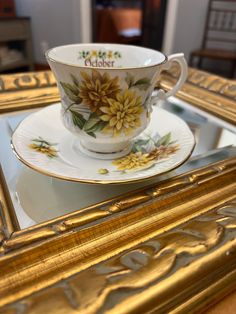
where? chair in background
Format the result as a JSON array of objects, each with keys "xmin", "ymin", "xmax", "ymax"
[{"xmin": 189, "ymin": 0, "xmax": 236, "ymax": 78}]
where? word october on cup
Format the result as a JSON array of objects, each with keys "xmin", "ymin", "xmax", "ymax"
[{"xmin": 46, "ymin": 44, "xmax": 188, "ymax": 159}]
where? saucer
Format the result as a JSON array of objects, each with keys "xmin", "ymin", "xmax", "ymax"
[{"xmin": 11, "ymin": 103, "xmax": 195, "ymax": 184}]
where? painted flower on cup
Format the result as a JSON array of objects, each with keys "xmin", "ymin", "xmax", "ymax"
[
  {"xmin": 60, "ymin": 70, "xmax": 151, "ymax": 138},
  {"xmin": 100, "ymin": 90, "xmax": 143, "ymax": 136},
  {"xmin": 107, "ymin": 50, "xmax": 113, "ymax": 59},
  {"xmin": 91, "ymin": 50, "xmax": 98, "ymax": 58},
  {"xmin": 78, "ymin": 50, "xmax": 122, "ymax": 60},
  {"xmin": 79, "ymin": 69, "xmax": 120, "ymax": 112}
]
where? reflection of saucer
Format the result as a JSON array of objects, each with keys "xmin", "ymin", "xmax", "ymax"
[
  {"xmin": 11, "ymin": 103, "xmax": 195, "ymax": 184},
  {"xmin": 16, "ymin": 167, "xmax": 173, "ymax": 224}
]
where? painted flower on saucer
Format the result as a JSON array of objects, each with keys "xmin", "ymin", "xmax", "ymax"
[
  {"xmin": 29, "ymin": 137, "xmax": 58, "ymax": 158},
  {"xmin": 28, "ymin": 131, "xmax": 179, "ymax": 174},
  {"xmin": 112, "ymin": 131, "xmax": 179, "ymax": 173},
  {"xmin": 12, "ymin": 103, "xmax": 194, "ymax": 184}
]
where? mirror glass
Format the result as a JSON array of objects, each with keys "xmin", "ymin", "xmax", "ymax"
[{"xmin": 0, "ymin": 96, "xmax": 235, "ymax": 229}]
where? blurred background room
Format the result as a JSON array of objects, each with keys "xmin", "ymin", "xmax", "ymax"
[{"xmin": 0, "ymin": 0, "xmax": 235, "ymax": 78}]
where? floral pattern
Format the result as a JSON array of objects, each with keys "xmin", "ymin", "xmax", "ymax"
[
  {"xmin": 60, "ymin": 70, "xmax": 151, "ymax": 138},
  {"xmin": 112, "ymin": 132, "xmax": 179, "ymax": 172},
  {"xmin": 79, "ymin": 70, "xmax": 120, "ymax": 112},
  {"xmin": 100, "ymin": 90, "xmax": 143, "ymax": 136},
  {"xmin": 28, "ymin": 133, "xmax": 180, "ymax": 174},
  {"xmin": 113, "ymin": 152, "xmax": 154, "ymax": 171},
  {"xmin": 78, "ymin": 50, "xmax": 122, "ymax": 60},
  {"xmin": 29, "ymin": 137, "xmax": 58, "ymax": 158}
]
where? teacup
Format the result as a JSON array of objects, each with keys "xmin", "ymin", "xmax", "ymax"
[{"xmin": 46, "ymin": 44, "xmax": 187, "ymax": 159}]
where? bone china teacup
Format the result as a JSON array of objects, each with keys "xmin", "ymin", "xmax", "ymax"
[{"xmin": 46, "ymin": 44, "xmax": 187, "ymax": 159}]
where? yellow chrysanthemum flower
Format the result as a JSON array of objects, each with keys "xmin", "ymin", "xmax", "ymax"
[
  {"xmin": 113, "ymin": 151, "xmax": 154, "ymax": 171},
  {"xmin": 107, "ymin": 51, "xmax": 113, "ymax": 58},
  {"xmin": 148, "ymin": 144, "xmax": 180, "ymax": 159},
  {"xmin": 29, "ymin": 143, "xmax": 58, "ymax": 158},
  {"xmin": 100, "ymin": 90, "xmax": 143, "ymax": 136},
  {"xmin": 79, "ymin": 70, "xmax": 120, "ymax": 112},
  {"xmin": 91, "ymin": 50, "xmax": 98, "ymax": 57}
]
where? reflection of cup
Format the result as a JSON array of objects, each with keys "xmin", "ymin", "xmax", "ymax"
[{"xmin": 46, "ymin": 44, "xmax": 187, "ymax": 159}]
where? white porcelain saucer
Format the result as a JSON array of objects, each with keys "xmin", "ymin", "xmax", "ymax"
[{"xmin": 11, "ymin": 103, "xmax": 195, "ymax": 184}]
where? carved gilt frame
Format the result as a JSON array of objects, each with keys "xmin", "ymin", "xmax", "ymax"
[{"xmin": 0, "ymin": 68, "xmax": 235, "ymax": 313}]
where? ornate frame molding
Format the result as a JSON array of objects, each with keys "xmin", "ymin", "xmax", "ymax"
[
  {"xmin": 0, "ymin": 71, "xmax": 58, "ymax": 112},
  {"xmin": 160, "ymin": 67, "xmax": 236, "ymax": 125},
  {"xmin": 0, "ymin": 68, "xmax": 235, "ymax": 313}
]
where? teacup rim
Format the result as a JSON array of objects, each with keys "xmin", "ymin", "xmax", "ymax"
[{"xmin": 45, "ymin": 43, "xmax": 168, "ymax": 70}]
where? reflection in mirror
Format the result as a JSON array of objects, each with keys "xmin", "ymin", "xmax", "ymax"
[{"xmin": 0, "ymin": 97, "xmax": 235, "ymax": 229}]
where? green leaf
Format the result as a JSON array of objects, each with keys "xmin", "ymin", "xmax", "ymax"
[
  {"xmin": 70, "ymin": 110, "xmax": 86, "ymax": 129},
  {"xmin": 132, "ymin": 141, "xmax": 148, "ymax": 153},
  {"xmin": 134, "ymin": 139, "xmax": 150, "ymax": 146},
  {"xmin": 84, "ymin": 120, "xmax": 107, "ymax": 133},
  {"xmin": 134, "ymin": 78, "xmax": 151, "ymax": 85},
  {"xmin": 32, "ymin": 138, "xmax": 48, "ymax": 143},
  {"xmin": 135, "ymin": 84, "xmax": 150, "ymax": 91},
  {"xmin": 169, "ymin": 140, "xmax": 177, "ymax": 145},
  {"xmin": 89, "ymin": 112, "xmax": 98, "ymax": 119},
  {"xmin": 83, "ymin": 112, "xmax": 100, "ymax": 132},
  {"xmin": 135, "ymin": 145, "xmax": 143, "ymax": 152},
  {"xmin": 97, "ymin": 121, "xmax": 107, "ymax": 131},
  {"xmin": 133, "ymin": 78, "xmax": 151, "ymax": 91},
  {"xmin": 86, "ymin": 132, "xmax": 96, "ymax": 138},
  {"xmin": 60, "ymin": 82, "xmax": 82, "ymax": 103},
  {"xmin": 70, "ymin": 74, "xmax": 80, "ymax": 87},
  {"xmin": 125, "ymin": 72, "xmax": 135, "ymax": 88},
  {"xmin": 32, "ymin": 138, "xmax": 57, "ymax": 146},
  {"xmin": 60, "ymin": 82, "xmax": 78, "ymax": 94},
  {"xmin": 132, "ymin": 139, "xmax": 150, "ymax": 153},
  {"xmin": 156, "ymin": 132, "xmax": 171, "ymax": 146}
]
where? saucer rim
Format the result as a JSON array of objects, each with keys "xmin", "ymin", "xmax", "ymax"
[
  {"xmin": 11, "ymin": 140, "xmax": 195, "ymax": 185},
  {"xmin": 11, "ymin": 105, "xmax": 196, "ymax": 185}
]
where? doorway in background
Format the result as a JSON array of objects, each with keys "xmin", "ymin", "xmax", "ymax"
[{"xmin": 92, "ymin": 0, "xmax": 168, "ymax": 50}]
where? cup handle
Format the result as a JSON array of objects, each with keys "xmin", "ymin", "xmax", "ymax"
[{"xmin": 151, "ymin": 53, "xmax": 188, "ymax": 104}]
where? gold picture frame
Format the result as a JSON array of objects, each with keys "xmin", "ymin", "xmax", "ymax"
[{"xmin": 0, "ymin": 67, "xmax": 235, "ymax": 313}]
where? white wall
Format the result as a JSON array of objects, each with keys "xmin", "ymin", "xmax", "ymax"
[
  {"xmin": 15, "ymin": 0, "xmax": 91, "ymax": 64},
  {"xmin": 162, "ymin": 0, "xmax": 179, "ymax": 55},
  {"xmin": 163, "ymin": 0, "xmax": 208, "ymax": 62}
]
